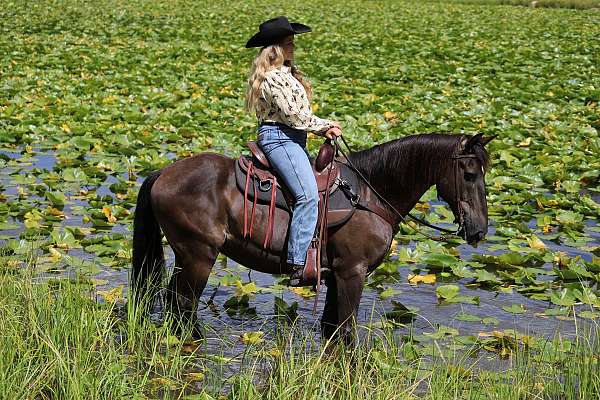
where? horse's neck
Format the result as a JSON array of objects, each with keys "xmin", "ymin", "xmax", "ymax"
[
  {"xmin": 356, "ymin": 144, "xmax": 445, "ymax": 216},
  {"xmin": 378, "ymin": 173, "xmax": 434, "ymax": 217}
]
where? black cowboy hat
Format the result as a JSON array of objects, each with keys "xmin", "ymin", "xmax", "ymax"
[{"xmin": 245, "ymin": 16, "xmax": 311, "ymax": 48}]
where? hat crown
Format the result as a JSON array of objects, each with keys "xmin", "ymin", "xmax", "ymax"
[{"xmin": 259, "ymin": 16, "xmax": 292, "ymax": 32}]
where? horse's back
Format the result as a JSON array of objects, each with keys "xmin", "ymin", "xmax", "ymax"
[
  {"xmin": 149, "ymin": 152, "xmax": 236, "ymax": 243},
  {"xmin": 153, "ymin": 152, "xmax": 234, "ymax": 196}
]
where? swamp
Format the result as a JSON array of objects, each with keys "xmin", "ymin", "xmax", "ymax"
[{"xmin": 0, "ymin": 0, "xmax": 599, "ymax": 398}]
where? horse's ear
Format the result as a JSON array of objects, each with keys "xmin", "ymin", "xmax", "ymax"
[
  {"xmin": 481, "ymin": 135, "xmax": 497, "ymax": 147},
  {"xmin": 465, "ymin": 132, "xmax": 484, "ymax": 152}
]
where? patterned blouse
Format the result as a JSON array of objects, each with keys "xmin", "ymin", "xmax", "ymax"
[{"xmin": 256, "ymin": 65, "xmax": 334, "ymax": 133}]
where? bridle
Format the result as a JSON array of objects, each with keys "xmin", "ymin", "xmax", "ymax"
[
  {"xmin": 337, "ymin": 136, "xmax": 479, "ymax": 241},
  {"xmin": 449, "ymin": 153, "xmax": 480, "ymax": 241}
]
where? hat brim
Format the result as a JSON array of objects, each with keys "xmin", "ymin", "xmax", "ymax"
[{"xmin": 245, "ymin": 23, "xmax": 312, "ymax": 48}]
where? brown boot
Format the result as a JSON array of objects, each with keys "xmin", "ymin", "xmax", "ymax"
[
  {"xmin": 289, "ymin": 264, "xmax": 312, "ymax": 287},
  {"xmin": 289, "ymin": 243, "xmax": 318, "ymax": 287}
]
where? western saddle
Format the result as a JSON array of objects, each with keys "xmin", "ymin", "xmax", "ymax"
[{"xmin": 236, "ymin": 140, "xmax": 351, "ymax": 286}]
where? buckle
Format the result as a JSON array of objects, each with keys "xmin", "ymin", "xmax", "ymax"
[{"xmin": 259, "ymin": 180, "xmax": 272, "ymax": 191}]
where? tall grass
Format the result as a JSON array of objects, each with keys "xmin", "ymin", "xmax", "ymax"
[
  {"xmin": 0, "ymin": 261, "xmax": 598, "ymax": 399},
  {"xmin": 0, "ymin": 264, "xmax": 202, "ymax": 399},
  {"xmin": 229, "ymin": 320, "xmax": 600, "ymax": 400}
]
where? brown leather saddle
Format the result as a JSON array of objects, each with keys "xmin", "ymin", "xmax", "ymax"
[
  {"xmin": 245, "ymin": 141, "xmax": 341, "ymax": 193},
  {"xmin": 235, "ymin": 141, "xmax": 361, "ymax": 247}
]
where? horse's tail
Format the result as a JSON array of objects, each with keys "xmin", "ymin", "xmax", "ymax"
[{"xmin": 131, "ymin": 171, "xmax": 164, "ymax": 312}]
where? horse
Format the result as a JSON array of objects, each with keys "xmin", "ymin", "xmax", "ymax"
[{"xmin": 131, "ymin": 132, "xmax": 493, "ymax": 340}]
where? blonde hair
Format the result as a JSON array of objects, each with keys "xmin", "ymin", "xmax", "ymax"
[{"xmin": 245, "ymin": 44, "xmax": 313, "ymax": 114}]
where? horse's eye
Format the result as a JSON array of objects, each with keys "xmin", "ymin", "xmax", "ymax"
[{"xmin": 464, "ymin": 172, "xmax": 477, "ymax": 182}]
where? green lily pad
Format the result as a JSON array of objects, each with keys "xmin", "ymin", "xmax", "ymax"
[{"xmin": 502, "ymin": 304, "xmax": 526, "ymax": 314}]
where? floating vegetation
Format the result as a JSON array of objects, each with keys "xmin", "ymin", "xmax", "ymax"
[{"xmin": 0, "ymin": 0, "xmax": 599, "ymax": 397}]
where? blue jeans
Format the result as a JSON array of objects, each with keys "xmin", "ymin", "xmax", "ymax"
[{"xmin": 257, "ymin": 123, "xmax": 318, "ymax": 266}]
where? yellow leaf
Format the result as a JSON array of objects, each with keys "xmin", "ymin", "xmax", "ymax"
[
  {"xmin": 160, "ymin": 335, "xmax": 181, "ymax": 347},
  {"xmin": 234, "ymin": 280, "xmax": 258, "ymax": 297},
  {"xmin": 177, "ymin": 150, "xmax": 193, "ymax": 158},
  {"xmin": 181, "ymin": 339, "xmax": 203, "ymax": 354},
  {"xmin": 554, "ymin": 252, "xmax": 569, "ymax": 269},
  {"xmin": 219, "ymin": 86, "xmax": 232, "ymax": 95},
  {"xmin": 47, "ymin": 207, "xmax": 65, "ymax": 218},
  {"xmin": 311, "ymin": 103, "xmax": 319, "ymax": 112},
  {"xmin": 24, "ymin": 210, "xmax": 43, "ymax": 228},
  {"xmin": 415, "ymin": 202, "xmax": 430, "ymax": 212},
  {"xmin": 90, "ymin": 278, "xmax": 109, "ymax": 286},
  {"xmin": 240, "ymin": 331, "xmax": 264, "ymax": 345},
  {"xmin": 102, "ymin": 206, "xmax": 117, "ymax": 223},
  {"xmin": 60, "ymin": 123, "xmax": 71, "ymax": 133},
  {"xmin": 187, "ymin": 372, "xmax": 205, "ymax": 381},
  {"xmin": 535, "ymin": 198, "xmax": 544, "ymax": 210},
  {"xmin": 98, "ymin": 285, "xmax": 124, "ymax": 303},
  {"xmin": 408, "ymin": 274, "xmax": 437, "ymax": 285},
  {"xmin": 384, "ymin": 111, "xmax": 396, "ymax": 120},
  {"xmin": 266, "ymin": 347, "xmax": 282, "ymax": 357},
  {"xmin": 388, "ymin": 238, "xmax": 398, "ymax": 256},
  {"xmin": 517, "ymin": 137, "xmax": 531, "ymax": 147},
  {"xmin": 96, "ymin": 161, "xmax": 113, "ymax": 171},
  {"xmin": 102, "ymin": 95, "xmax": 117, "ymax": 104},
  {"xmin": 527, "ymin": 235, "xmax": 546, "ymax": 250},
  {"xmin": 478, "ymin": 330, "xmax": 504, "ymax": 338},
  {"xmin": 289, "ymin": 286, "xmax": 315, "ymax": 298},
  {"xmin": 149, "ymin": 377, "xmax": 178, "ymax": 389},
  {"xmin": 48, "ymin": 247, "xmax": 62, "ymax": 262},
  {"xmin": 17, "ymin": 186, "xmax": 28, "ymax": 198}
]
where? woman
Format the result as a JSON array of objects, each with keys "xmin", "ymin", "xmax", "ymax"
[{"xmin": 245, "ymin": 16, "xmax": 342, "ymax": 286}]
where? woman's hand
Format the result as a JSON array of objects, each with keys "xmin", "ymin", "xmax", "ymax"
[{"xmin": 324, "ymin": 126, "xmax": 342, "ymax": 140}]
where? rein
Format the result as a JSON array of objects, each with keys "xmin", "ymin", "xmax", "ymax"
[{"xmin": 336, "ymin": 135, "xmax": 473, "ymax": 241}]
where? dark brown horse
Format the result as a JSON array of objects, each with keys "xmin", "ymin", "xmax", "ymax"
[{"xmin": 132, "ymin": 133, "xmax": 493, "ymax": 339}]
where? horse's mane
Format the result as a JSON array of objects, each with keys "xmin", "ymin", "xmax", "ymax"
[{"xmin": 347, "ymin": 133, "xmax": 490, "ymax": 193}]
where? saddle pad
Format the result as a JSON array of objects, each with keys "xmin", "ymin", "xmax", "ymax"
[{"xmin": 234, "ymin": 157, "xmax": 360, "ymax": 228}]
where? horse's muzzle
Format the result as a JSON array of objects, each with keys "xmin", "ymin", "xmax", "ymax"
[{"xmin": 458, "ymin": 201, "xmax": 487, "ymax": 246}]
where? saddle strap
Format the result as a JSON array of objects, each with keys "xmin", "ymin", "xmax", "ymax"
[
  {"xmin": 250, "ymin": 175, "xmax": 257, "ymax": 237},
  {"xmin": 312, "ymin": 160, "xmax": 335, "ymax": 314},
  {"xmin": 359, "ymin": 200, "xmax": 399, "ymax": 228},
  {"xmin": 263, "ymin": 176, "xmax": 277, "ymax": 249},
  {"xmin": 243, "ymin": 162, "xmax": 253, "ymax": 238}
]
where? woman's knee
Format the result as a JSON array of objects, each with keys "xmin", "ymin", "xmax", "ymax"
[{"xmin": 296, "ymin": 187, "xmax": 319, "ymax": 207}]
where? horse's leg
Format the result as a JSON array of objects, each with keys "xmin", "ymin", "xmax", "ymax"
[
  {"xmin": 321, "ymin": 275, "xmax": 339, "ymax": 340},
  {"xmin": 164, "ymin": 241, "xmax": 219, "ymax": 335},
  {"xmin": 321, "ymin": 265, "xmax": 367, "ymax": 345}
]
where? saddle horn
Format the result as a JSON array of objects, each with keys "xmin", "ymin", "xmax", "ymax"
[{"xmin": 315, "ymin": 139, "xmax": 336, "ymax": 172}]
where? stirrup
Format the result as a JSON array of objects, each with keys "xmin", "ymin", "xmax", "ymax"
[
  {"xmin": 289, "ymin": 267, "xmax": 331, "ymax": 287},
  {"xmin": 289, "ymin": 264, "xmax": 314, "ymax": 287}
]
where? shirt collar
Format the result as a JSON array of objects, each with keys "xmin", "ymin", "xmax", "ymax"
[{"xmin": 279, "ymin": 65, "xmax": 291, "ymax": 73}]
